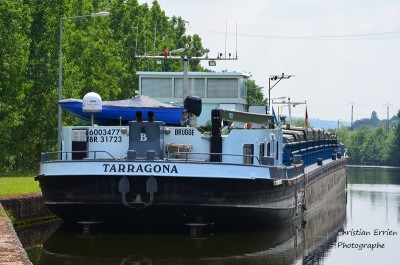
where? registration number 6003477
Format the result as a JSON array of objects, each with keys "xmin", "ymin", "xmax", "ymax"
[{"xmin": 88, "ymin": 129, "xmax": 122, "ymax": 143}]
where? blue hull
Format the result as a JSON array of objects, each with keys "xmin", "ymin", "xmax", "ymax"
[{"xmin": 59, "ymin": 99, "xmax": 184, "ymax": 125}]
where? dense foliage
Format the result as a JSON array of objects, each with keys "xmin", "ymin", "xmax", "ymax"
[
  {"xmin": 0, "ymin": 0, "xmax": 208, "ymax": 172},
  {"xmin": 335, "ymin": 111, "xmax": 400, "ymax": 166},
  {"xmin": 0, "ymin": 0, "xmax": 264, "ymax": 172},
  {"xmin": 246, "ymin": 78, "xmax": 265, "ymax": 106},
  {"xmin": 1, "ymin": 1, "xmax": 398, "ymax": 172}
]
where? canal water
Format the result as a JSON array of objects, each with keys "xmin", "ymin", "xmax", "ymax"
[{"xmin": 17, "ymin": 166, "xmax": 400, "ymax": 265}]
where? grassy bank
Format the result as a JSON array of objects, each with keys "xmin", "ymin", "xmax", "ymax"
[{"xmin": 0, "ymin": 172, "xmax": 40, "ymax": 197}]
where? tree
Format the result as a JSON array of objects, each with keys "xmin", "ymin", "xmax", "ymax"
[
  {"xmin": 0, "ymin": 0, "xmax": 208, "ymax": 172},
  {"xmin": 359, "ymin": 127, "xmax": 388, "ymax": 165},
  {"xmin": 0, "ymin": 0, "xmax": 31, "ymax": 170},
  {"xmin": 246, "ymin": 78, "xmax": 265, "ymax": 106},
  {"xmin": 335, "ymin": 126, "xmax": 350, "ymax": 146},
  {"xmin": 370, "ymin": 111, "xmax": 378, "ymax": 122},
  {"xmin": 387, "ymin": 110, "xmax": 400, "ymax": 166},
  {"xmin": 347, "ymin": 127, "xmax": 369, "ymax": 164}
]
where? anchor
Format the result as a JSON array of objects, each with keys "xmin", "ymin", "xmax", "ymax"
[{"xmin": 118, "ymin": 176, "xmax": 158, "ymax": 208}]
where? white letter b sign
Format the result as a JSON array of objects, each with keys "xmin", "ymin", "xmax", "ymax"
[{"xmin": 140, "ymin": 133, "xmax": 148, "ymax": 141}]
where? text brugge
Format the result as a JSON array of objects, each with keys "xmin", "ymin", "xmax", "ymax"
[
  {"xmin": 102, "ymin": 163, "xmax": 178, "ymax": 174},
  {"xmin": 174, "ymin": 128, "xmax": 195, "ymax": 136}
]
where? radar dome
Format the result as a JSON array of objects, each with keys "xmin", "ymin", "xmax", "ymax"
[{"xmin": 83, "ymin": 92, "xmax": 102, "ymax": 113}]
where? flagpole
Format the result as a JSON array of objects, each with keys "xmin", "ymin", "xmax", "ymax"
[{"xmin": 305, "ymin": 106, "xmax": 309, "ymax": 128}]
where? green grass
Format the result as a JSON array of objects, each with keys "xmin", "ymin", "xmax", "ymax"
[{"xmin": 0, "ymin": 172, "xmax": 40, "ymax": 197}]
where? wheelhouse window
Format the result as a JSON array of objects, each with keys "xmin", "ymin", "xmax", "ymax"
[
  {"xmin": 243, "ymin": 144, "xmax": 254, "ymax": 164},
  {"xmin": 259, "ymin": 143, "xmax": 265, "ymax": 162},
  {"xmin": 174, "ymin": 78, "xmax": 205, "ymax": 98},
  {"xmin": 207, "ymin": 78, "xmax": 238, "ymax": 98},
  {"xmin": 138, "ymin": 73, "xmax": 248, "ymax": 102},
  {"xmin": 141, "ymin": 78, "xmax": 172, "ymax": 97}
]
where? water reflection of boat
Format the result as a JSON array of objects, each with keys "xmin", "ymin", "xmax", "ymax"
[{"xmin": 39, "ymin": 191, "xmax": 346, "ymax": 265}]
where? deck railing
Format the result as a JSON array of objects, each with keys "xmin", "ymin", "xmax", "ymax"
[
  {"xmin": 41, "ymin": 150, "xmax": 264, "ymax": 165},
  {"xmin": 165, "ymin": 151, "xmax": 262, "ymax": 165},
  {"xmin": 41, "ymin": 151, "xmax": 116, "ymax": 162}
]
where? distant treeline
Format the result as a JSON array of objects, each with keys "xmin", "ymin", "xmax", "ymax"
[
  {"xmin": 0, "ymin": 0, "xmax": 208, "ymax": 171},
  {"xmin": 335, "ymin": 111, "xmax": 400, "ymax": 166}
]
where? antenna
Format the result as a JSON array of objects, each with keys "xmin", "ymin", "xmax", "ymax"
[
  {"xmin": 235, "ymin": 21, "xmax": 238, "ymax": 59},
  {"xmin": 225, "ymin": 21, "xmax": 227, "ymax": 58},
  {"xmin": 134, "ymin": 20, "xmax": 139, "ymax": 57},
  {"xmin": 153, "ymin": 20, "xmax": 157, "ymax": 54},
  {"xmin": 144, "ymin": 33, "xmax": 146, "ymax": 56}
]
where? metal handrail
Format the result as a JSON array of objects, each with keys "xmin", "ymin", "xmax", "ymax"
[
  {"xmin": 165, "ymin": 151, "xmax": 262, "ymax": 165},
  {"xmin": 41, "ymin": 150, "xmax": 116, "ymax": 162}
]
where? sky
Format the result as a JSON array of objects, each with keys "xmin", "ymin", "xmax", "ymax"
[{"xmin": 139, "ymin": 0, "xmax": 400, "ymax": 122}]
